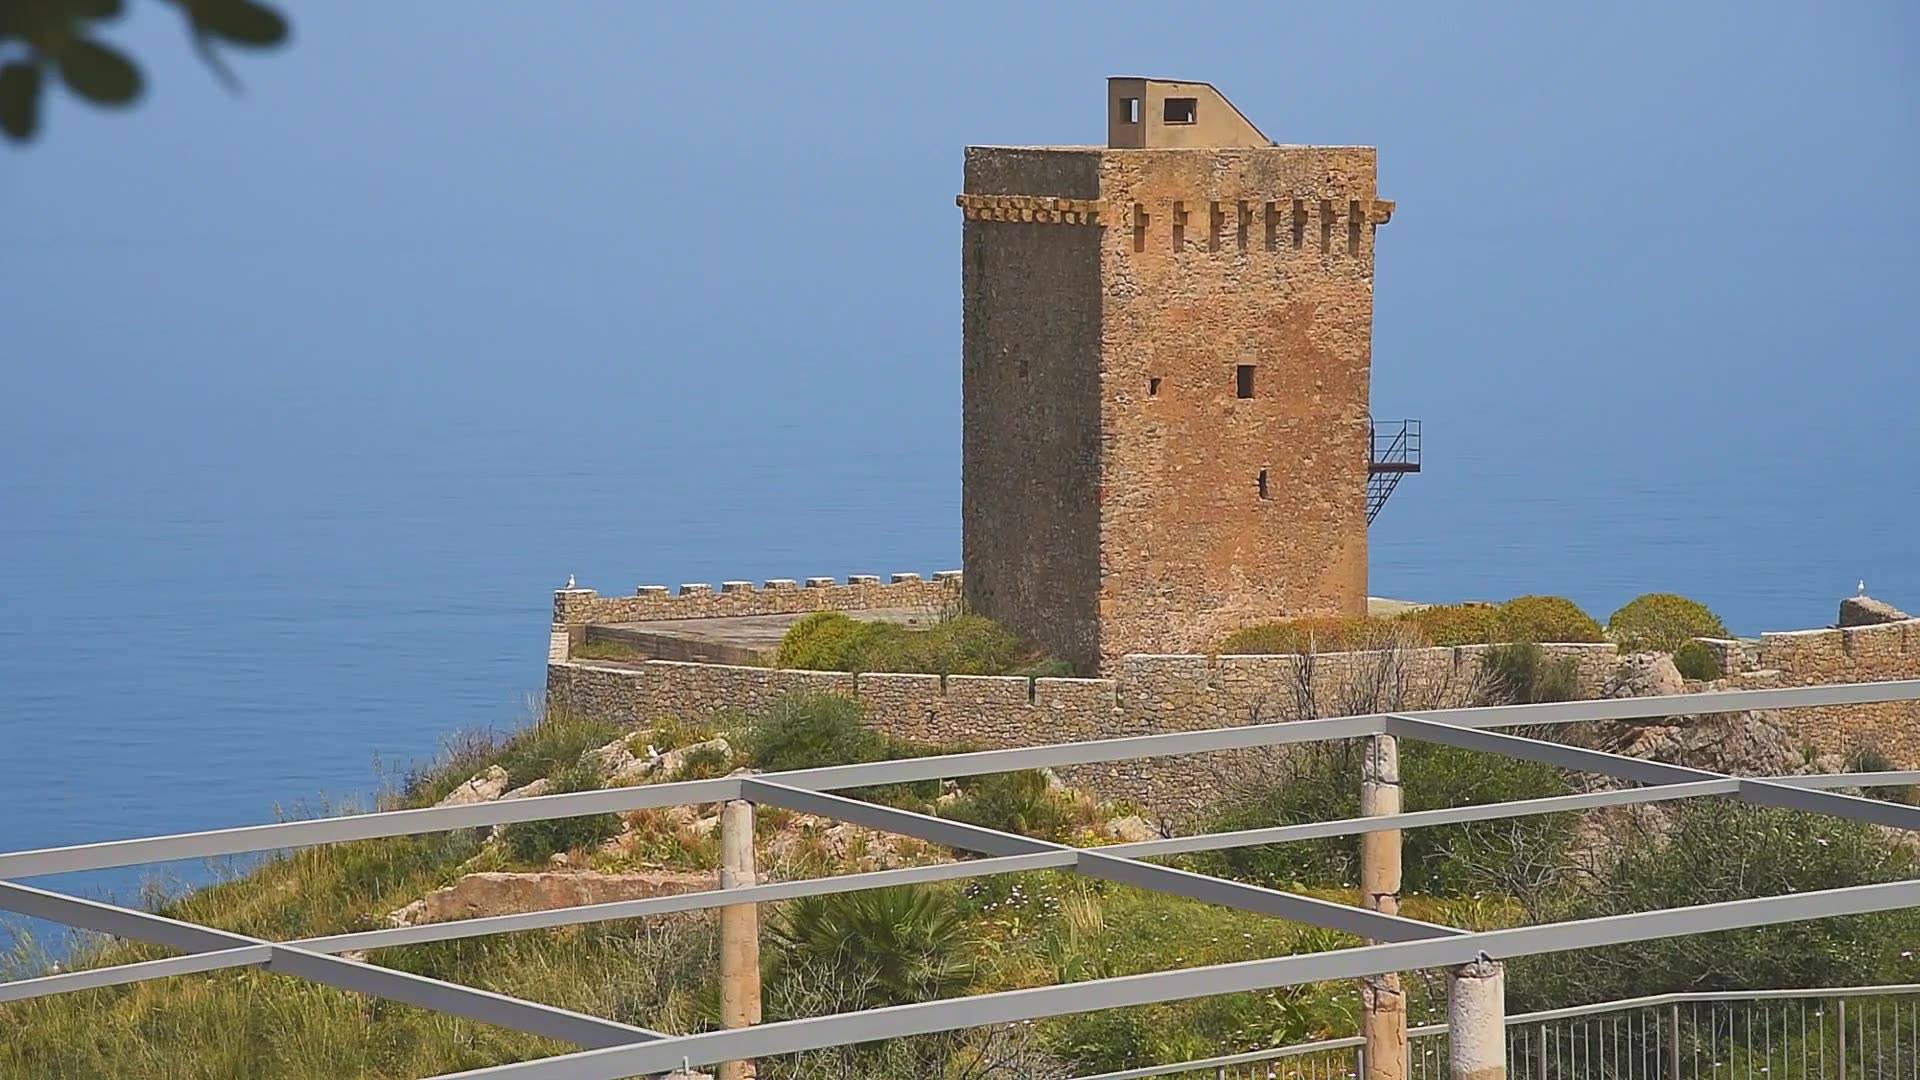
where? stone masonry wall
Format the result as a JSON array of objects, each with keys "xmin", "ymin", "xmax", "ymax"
[
  {"xmin": 552, "ymin": 572, "xmax": 962, "ymax": 639},
  {"xmin": 1706, "ymin": 619, "xmax": 1920, "ymax": 760},
  {"xmin": 547, "ymin": 642, "xmax": 1618, "ymax": 824},
  {"xmin": 1095, "ymin": 146, "xmax": 1382, "ymax": 666}
]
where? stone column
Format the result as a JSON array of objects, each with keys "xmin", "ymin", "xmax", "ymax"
[
  {"xmin": 1448, "ymin": 956, "xmax": 1506, "ymax": 1080},
  {"xmin": 717, "ymin": 797, "xmax": 761, "ymax": 1080},
  {"xmin": 1361, "ymin": 734, "xmax": 1406, "ymax": 1080}
]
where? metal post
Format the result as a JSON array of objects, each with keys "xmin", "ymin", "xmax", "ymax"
[
  {"xmin": 1363, "ymin": 733, "xmax": 1408, "ymax": 1080},
  {"xmin": 1449, "ymin": 956, "xmax": 1506, "ymax": 1080},
  {"xmin": 1671, "ymin": 1003, "xmax": 1682, "ymax": 1080},
  {"xmin": 1838, "ymin": 998, "xmax": 1848, "ymax": 1080},
  {"xmin": 717, "ymin": 796, "xmax": 761, "ymax": 1080}
]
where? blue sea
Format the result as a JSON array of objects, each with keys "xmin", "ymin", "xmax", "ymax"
[{"xmin": 2, "ymin": 2, "xmax": 1916, "ymax": 950}]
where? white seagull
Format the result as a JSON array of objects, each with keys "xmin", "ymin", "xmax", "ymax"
[{"xmin": 1858, "ymin": 579, "xmax": 1868, "ymax": 597}]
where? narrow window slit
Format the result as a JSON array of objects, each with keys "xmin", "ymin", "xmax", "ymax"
[
  {"xmin": 1236, "ymin": 364, "xmax": 1255, "ymax": 399},
  {"xmin": 1257, "ymin": 469, "xmax": 1270, "ymax": 500},
  {"xmin": 1291, "ymin": 199, "xmax": 1306, "ymax": 249},
  {"xmin": 1237, "ymin": 201, "xmax": 1251, "ymax": 251},
  {"xmin": 1132, "ymin": 203, "xmax": 1148, "ymax": 253},
  {"xmin": 1171, "ymin": 201, "xmax": 1187, "ymax": 250},
  {"xmin": 1348, "ymin": 199, "xmax": 1363, "ymax": 254},
  {"xmin": 1264, "ymin": 202, "xmax": 1279, "ymax": 251},
  {"xmin": 1208, "ymin": 202, "xmax": 1223, "ymax": 253},
  {"xmin": 1320, "ymin": 199, "xmax": 1335, "ymax": 251},
  {"xmin": 1148, "ymin": 377, "xmax": 1162, "ymax": 397}
]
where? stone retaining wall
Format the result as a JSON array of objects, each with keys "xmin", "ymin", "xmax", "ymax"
[
  {"xmin": 546, "ymin": 642, "xmax": 1619, "ymax": 822},
  {"xmin": 1706, "ymin": 619, "xmax": 1920, "ymax": 759},
  {"xmin": 545, "ymin": 577, "xmax": 1919, "ymax": 821}
]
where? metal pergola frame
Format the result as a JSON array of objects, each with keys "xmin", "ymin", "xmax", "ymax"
[{"xmin": 3, "ymin": 680, "xmax": 1919, "ymax": 1079}]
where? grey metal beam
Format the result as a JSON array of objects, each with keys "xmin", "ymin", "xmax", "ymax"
[
  {"xmin": 0, "ymin": 881, "xmax": 663, "ymax": 1048},
  {"xmin": 1074, "ymin": 850, "xmax": 1463, "ymax": 942},
  {"xmin": 1396, "ymin": 679, "xmax": 1920, "ymax": 729},
  {"xmin": 739, "ymin": 778, "xmax": 1060, "ymax": 858},
  {"xmin": 761, "ymin": 711, "xmax": 1391, "ymax": 793},
  {"xmin": 1736, "ymin": 778, "xmax": 1920, "ymax": 831},
  {"xmin": 297, "ymin": 773, "xmax": 1903, "ymax": 955},
  {"xmin": 1389, "ymin": 716, "xmax": 1920, "ymax": 833},
  {"xmin": 0, "ymin": 945, "xmax": 272, "ymax": 1003},
  {"xmin": 264, "ymin": 948, "xmax": 663, "ymax": 1050},
  {"xmin": 1104, "ymin": 779, "xmax": 1741, "ymax": 859},
  {"xmin": 0, "ymin": 776, "xmax": 745, "ymax": 880},
  {"xmin": 1385, "ymin": 716, "xmax": 1721, "ymax": 787},
  {"xmin": 5, "ymin": 681, "xmax": 1913, "ymax": 881},
  {"xmin": 424, "ymin": 876, "xmax": 1920, "ymax": 1080},
  {"xmin": 743, "ymin": 780, "xmax": 1462, "ymax": 943},
  {"xmin": 292, "ymin": 851, "xmax": 1078, "ymax": 954}
]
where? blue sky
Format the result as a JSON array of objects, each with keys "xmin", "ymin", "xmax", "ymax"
[{"xmin": 2, "ymin": 1, "xmax": 1916, "ymax": 629}]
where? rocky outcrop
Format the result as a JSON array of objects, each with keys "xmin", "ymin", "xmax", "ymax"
[
  {"xmin": 1591, "ymin": 709, "xmax": 1801, "ymax": 778},
  {"xmin": 1101, "ymin": 815, "xmax": 1160, "ymax": 843},
  {"xmin": 437, "ymin": 765, "xmax": 511, "ymax": 807},
  {"xmin": 1605, "ymin": 652, "xmax": 1684, "ymax": 699},
  {"xmin": 1840, "ymin": 595, "xmax": 1912, "ymax": 627},
  {"xmin": 387, "ymin": 869, "xmax": 714, "ymax": 927}
]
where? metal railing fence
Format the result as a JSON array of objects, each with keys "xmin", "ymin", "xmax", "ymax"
[{"xmin": 1075, "ymin": 986, "xmax": 1920, "ymax": 1080}]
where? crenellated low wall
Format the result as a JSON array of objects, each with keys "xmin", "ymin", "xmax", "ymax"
[{"xmin": 552, "ymin": 572, "xmax": 963, "ymax": 633}]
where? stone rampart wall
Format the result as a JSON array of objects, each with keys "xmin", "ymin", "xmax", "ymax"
[
  {"xmin": 547, "ymin": 642, "xmax": 1618, "ymax": 822},
  {"xmin": 1710, "ymin": 619, "xmax": 1920, "ymax": 759},
  {"xmin": 552, "ymin": 572, "xmax": 963, "ymax": 630}
]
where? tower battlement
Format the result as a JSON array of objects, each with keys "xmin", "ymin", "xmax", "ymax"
[{"xmin": 960, "ymin": 80, "xmax": 1388, "ymax": 672}]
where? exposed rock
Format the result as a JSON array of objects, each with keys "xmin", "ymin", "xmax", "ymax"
[
  {"xmin": 1605, "ymin": 653, "xmax": 1684, "ymax": 700},
  {"xmin": 437, "ymin": 765, "xmax": 510, "ymax": 807},
  {"xmin": 580, "ymin": 737, "xmax": 637, "ymax": 777},
  {"xmin": 387, "ymin": 869, "xmax": 715, "ymax": 927},
  {"xmin": 1841, "ymin": 595, "xmax": 1911, "ymax": 627},
  {"xmin": 502, "ymin": 777, "xmax": 554, "ymax": 801},
  {"xmin": 610, "ymin": 755, "xmax": 659, "ymax": 785},
  {"xmin": 1102, "ymin": 815, "xmax": 1160, "ymax": 843},
  {"xmin": 660, "ymin": 1071, "xmax": 714, "ymax": 1080},
  {"xmin": 1591, "ymin": 709, "xmax": 1800, "ymax": 778},
  {"xmin": 656, "ymin": 736, "xmax": 732, "ymax": 779}
]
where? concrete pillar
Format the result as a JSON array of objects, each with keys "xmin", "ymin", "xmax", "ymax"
[
  {"xmin": 1448, "ymin": 956, "xmax": 1506, "ymax": 1080},
  {"xmin": 1361, "ymin": 734, "xmax": 1407, "ymax": 1080},
  {"xmin": 717, "ymin": 798, "xmax": 761, "ymax": 1080}
]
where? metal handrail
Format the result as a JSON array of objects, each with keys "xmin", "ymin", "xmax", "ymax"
[{"xmin": 1071, "ymin": 985, "xmax": 1920, "ymax": 1079}]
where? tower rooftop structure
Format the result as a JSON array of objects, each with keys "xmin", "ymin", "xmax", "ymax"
[{"xmin": 958, "ymin": 79, "xmax": 1409, "ymax": 673}]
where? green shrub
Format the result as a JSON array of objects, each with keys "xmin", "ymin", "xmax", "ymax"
[
  {"xmin": 1483, "ymin": 641, "xmax": 1581, "ymax": 704},
  {"xmin": 1398, "ymin": 602, "xmax": 1502, "ymax": 646},
  {"xmin": 1217, "ymin": 616, "xmax": 1425, "ymax": 655},
  {"xmin": 938, "ymin": 770, "xmax": 1075, "ymax": 842},
  {"xmin": 1494, "ymin": 595, "xmax": 1604, "ymax": 643},
  {"xmin": 1606, "ymin": 592, "xmax": 1729, "ymax": 653},
  {"xmin": 1671, "ymin": 639, "xmax": 1724, "ymax": 681},
  {"xmin": 499, "ymin": 764, "xmax": 620, "ymax": 863},
  {"xmin": 775, "ymin": 612, "xmax": 875, "ymax": 671},
  {"xmin": 774, "ymin": 611, "xmax": 1050, "ymax": 676},
  {"xmin": 669, "ymin": 742, "xmax": 734, "ymax": 781},
  {"xmin": 1194, "ymin": 740, "xmax": 1573, "ymax": 897},
  {"xmin": 1844, "ymin": 742, "xmax": 1920, "ymax": 806},
  {"xmin": 740, "ymin": 692, "xmax": 891, "ymax": 773},
  {"xmin": 1510, "ymin": 800, "xmax": 1920, "ymax": 1006},
  {"xmin": 768, "ymin": 886, "xmax": 978, "ymax": 1008}
]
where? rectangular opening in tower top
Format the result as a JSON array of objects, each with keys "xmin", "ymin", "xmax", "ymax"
[
  {"xmin": 1236, "ymin": 364, "xmax": 1255, "ymax": 399},
  {"xmin": 1119, "ymin": 97, "xmax": 1140, "ymax": 124},
  {"xmin": 1164, "ymin": 97, "xmax": 1196, "ymax": 124}
]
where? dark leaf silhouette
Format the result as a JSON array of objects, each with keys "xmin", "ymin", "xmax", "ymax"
[
  {"xmin": 57, "ymin": 38, "xmax": 141, "ymax": 104},
  {"xmin": 0, "ymin": 62, "xmax": 41, "ymax": 139}
]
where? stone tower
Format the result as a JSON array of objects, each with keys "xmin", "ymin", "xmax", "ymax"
[{"xmin": 960, "ymin": 78, "xmax": 1391, "ymax": 673}]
